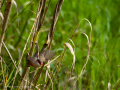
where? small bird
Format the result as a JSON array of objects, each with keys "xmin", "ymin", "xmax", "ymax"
[{"xmin": 26, "ymin": 50, "xmax": 54, "ymax": 67}]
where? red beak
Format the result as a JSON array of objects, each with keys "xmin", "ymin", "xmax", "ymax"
[{"xmin": 40, "ymin": 63, "xmax": 43, "ymax": 65}]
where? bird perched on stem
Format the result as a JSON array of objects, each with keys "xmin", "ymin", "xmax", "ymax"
[{"xmin": 26, "ymin": 50, "xmax": 54, "ymax": 67}]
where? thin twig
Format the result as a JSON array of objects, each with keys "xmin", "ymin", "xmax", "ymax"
[
  {"xmin": 74, "ymin": 18, "xmax": 92, "ymax": 87},
  {"xmin": 0, "ymin": 56, "xmax": 6, "ymax": 89},
  {"xmin": 0, "ymin": 0, "xmax": 12, "ymax": 53},
  {"xmin": 2, "ymin": 41, "xmax": 21, "ymax": 77},
  {"xmin": 13, "ymin": 13, "xmax": 34, "ymax": 89},
  {"xmin": 49, "ymin": 49, "xmax": 65, "ymax": 89},
  {"xmin": 110, "ymin": 65, "xmax": 120, "ymax": 89}
]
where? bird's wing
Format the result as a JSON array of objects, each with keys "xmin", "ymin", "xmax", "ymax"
[
  {"xmin": 39, "ymin": 54, "xmax": 46, "ymax": 62},
  {"xmin": 34, "ymin": 50, "xmax": 54, "ymax": 62},
  {"xmin": 44, "ymin": 50, "xmax": 54, "ymax": 60}
]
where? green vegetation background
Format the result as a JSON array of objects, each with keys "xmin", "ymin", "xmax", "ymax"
[{"xmin": 0, "ymin": 0, "xmax": 120, "ymax": 89}]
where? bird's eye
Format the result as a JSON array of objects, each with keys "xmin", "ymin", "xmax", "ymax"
[{"xmin": 37, "ymin": 59, "xmax": 43, "ymax": 65}]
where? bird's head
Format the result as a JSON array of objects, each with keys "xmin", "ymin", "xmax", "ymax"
[{"xmin": 37, "ymin": 59, "xmax": 43, "ymax": 65}]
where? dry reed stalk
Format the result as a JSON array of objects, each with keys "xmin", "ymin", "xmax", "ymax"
[
  {"xmin": 0, "ymin": 56, "xmax": 6, "ymax": 89},
  {"xmin": 0, "ymin": 0, "xmax": 1, "ymax": 9},
  {"xmin": 0, "ymin": 1, "xmax": 14, "ymax": 89},
  {"xmin": 17, "ymin": 0, "xmax": 47, "ymax": 89},
  {"xmin": 49, "ymin": 50, "xmax": 65, "ymax": 89},
  {"xmin": 29, "ymin": 0, "xmax": 49, "ymax": 85},
  {"xmin": 0, "ymin": 0, "xmax": 12, "ymax": 54},
  {"xmin": 33, "ymin": 0, "xmax": 64, "ymax": 88},
  {"xmin": 63, "ymin": 18, "xmax": 92, "ymax": 89},
  {"xmin": 2, "ymin": 41, "xmax": 21, "ymax": 76},
  {"xmin": 28, "ymin": 0, "xmax": 48, "ymax": 89}
]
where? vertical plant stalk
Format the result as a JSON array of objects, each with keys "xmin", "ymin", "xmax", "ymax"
[
  {"xmin": 41, "ymin": 0, "xmax": 52, "ymax": 51},
  {"xmin": 48, "ymin": 0, "xmax": 64, "ymax": 50},
  {"xmin": 34, "ymin": 0, "xmax": 64, "ymax": 88},
  {"xmin": 18, "ymin": 0, "xmax": 47, "ymax": 89},
  {"xmin": 15, "ymin": 16, "xmax": 34, "ymax": 90},
  {"xmin": 0, "ymin": 56, "xmax": 6, "ymax": 89},
  {"xmin": 0, "ymin": 0, "xmax": 1, "ymax": 10},
  {"xmin": 0, "ymin": 0, "xmax": 12, "ymax": 54},
  {"xmin": 29, "ymin": 0, "xmax": 52, "ymax": 87},
  {"xmin": 0, "ymin": 0, "xmax": 2, "ymax": 27},
  {"xmin": 2, "ymin": 42, "xmax": 21, "ymax": 77},
  {"xmin": 29, "ymin": 0, "xmax": 49, "ymax": 87}
]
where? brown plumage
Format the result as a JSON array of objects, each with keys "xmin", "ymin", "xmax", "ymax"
[{"xmin": 26, "ymin": 50, "xmax": 54, "ymax": 67}]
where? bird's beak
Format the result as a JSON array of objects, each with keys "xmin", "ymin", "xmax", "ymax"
[{"xmin": 40, "ymin": 63, "xmax": 43, "ymax": 65}]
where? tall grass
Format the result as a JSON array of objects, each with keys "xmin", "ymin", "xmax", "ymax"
[{"xmin": 0, "ymin": 0, "xmax": 120, "ymax": 90}]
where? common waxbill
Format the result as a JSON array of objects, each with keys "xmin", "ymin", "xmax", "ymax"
[{"xmin": 26, "ymin": 50, "xmax": 54, "ymax": 67}]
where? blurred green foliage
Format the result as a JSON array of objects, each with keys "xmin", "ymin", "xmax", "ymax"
[{"xmin": 0, "ymin": 0, "xmax": 120, "ymax": 89}]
